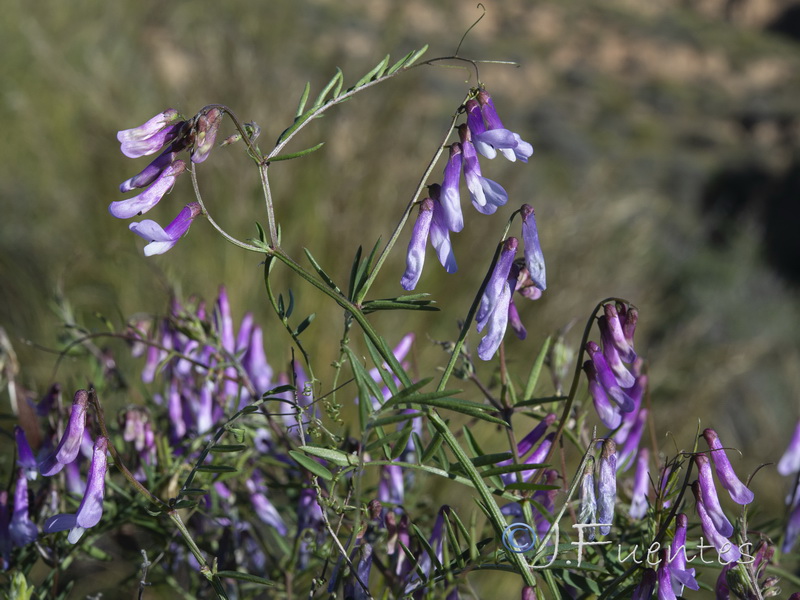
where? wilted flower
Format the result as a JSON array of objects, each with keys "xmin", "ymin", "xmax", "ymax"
[
  {"xmin": 44, "ymin": 436, "xmax": 108, "ymax": 544},
  {"xmin": 476, "ymin": 238, "xmax": 518, "ymax": 360},
  {"xmin": 401, "ymin": 198, "xmax": 434, "ymax": 291},
  {"xmin": 702, "ymin": 429, "xmax": 754, "ymax": 505},
  {"xmin": 191, "ymin": 107, "xmax": 223, "ymax": 163},
  {"xmin": 691, "ymin": 481, "xmax": 741, "ymax": 564},
  {"xmin": 129, "ymin": 202, "xmax": 203, "ymax": 256},
  {"xmin": 598, "ymin": 439, "xmax": 617, "ymax": 535},
  {"xmin": 39, "ymin": 390, "xmax": 89, "ymax": 477},
  {"xmin": 778, "ymin": 420, "xmax": 800, "ymax": 476}
]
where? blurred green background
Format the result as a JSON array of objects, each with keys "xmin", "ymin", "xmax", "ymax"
[{"xmin": 2, "ymin": 0, "xmax": 800, "ymax": 596}]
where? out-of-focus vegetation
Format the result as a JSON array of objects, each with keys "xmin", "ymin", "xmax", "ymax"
[{"xmin": 2, "ymin": 0, "xmax": 800, "ymax": 596}]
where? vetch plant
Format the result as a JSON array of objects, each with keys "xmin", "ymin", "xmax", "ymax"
[{"xmin": 2, "ymin": 12, "xmax": 799, "ymax": 600}]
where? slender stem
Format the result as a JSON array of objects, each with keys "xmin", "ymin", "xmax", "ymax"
[
  {"xmin": 356, "ymin": 98, "xmax": 468, "ymax": 303},
  {"xmin": 259, "ymin": 165, "xmax": 279, "ymax": 248},
  {"xmin": 190, "ymin": 168, "xmax": 265, "ymax": 253}
]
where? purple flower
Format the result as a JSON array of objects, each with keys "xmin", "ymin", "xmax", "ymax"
[
  {"xmin": 129, "ymin": 202, "xmax": 202, "ymax": 256},
  {"xmin": 44, "ymin": 436, "xmax": 108, "ymax": 544},
  {"xmin": 9, "ymin": 471, "xmax": 38, "ymax": 547},
  {"xmin": 716, "ymin": 561, "xmax": 735, "ymax": 599},
  {"xmin": 117, "ymin": 109, "xmax": 184, "ymax": 158},
  {"xmin": 656, "ymin": 550, "xmax": 677, "ymax": 600},
  {"xmin": 598, "ymin": 439, "xmax": 617, "ymax": 535},
  {"xmin": 378, "ymin": 463, "xmax": 404, "ymax": 506},
  {"xmin": 439, "ymin": 143, "xmax": 464, "ymax": 232},
  {"xmin": 500, "ymin": 432, "xmax": 555, "ymax": 485},
  {"xmin": 630, "ymin": 448, "xmax": 649, "ymax": 519},
  {"xmin": 692, "ymin": 481, "xmax": 741, "ymax": 564},
  {"xmin": 476, "ymin": 238, "xmax": 518, "ymax": 360},
  {"xmin": 520, "ymin": 204, "xmax": 546, "ymax": 291},
  {"xmin": 784, "ymin": 501, "xmax": 800, "ymax": 553},
  {"xmin": 401, "ymin": 198, "xmax": 434, "ymax": 290},
  {"xmin": 344, "ymin": 543, "xmax": 374, "ymax": 600},
  {"xmin": 778, "ymin": 420, "xmax": 800, "ymax": 476},
  {"xmin": 119, "ymin": 149, "xmax": 179, "ymax": 193},
  {"xmin": 109, "ymin": 159, "xmax": 187, "ymax": 219},
  {"xmin": 616, "ymin": 408, "xmax": 648, "ymax": 472},
  {"xmin": 584, "ymin": 360, "xmax": 622, "ymax": 429},
  {"xmin": 241, "ymin": 324, "xmax": 273, "ymax": 399},
  {"xmin": 695, "ymin": 453, "xmax": 734, "ymax": 537},
  {"xmin": 246, "ymin": 476, "xmax": 287, "ymax": 535},
  {"xmin": 702, "ymin": 429, "xmax": 754, "ymax": 505},
  {"xmin": 428, "ymin": 186, "xmax": 458, "ymax": 274},
  {"xmin": 39, "ymin": 389, "xmax": 89, "ymax": 477},
  {"xmin": 586, "ymin": 341, "xmax": 635, "ymax": 413},
  {"xmin": 631, "ymin": 568, "xmax": 656, "ymax": 600},
  {"xmin": 668, "ymin": 513, "xmax": 699, "ymax": 594},
  {"xmin": 15, "ymin": 426, "xmax": 38, "ymax": 481},
  {"xmin": 599, "ymin": 316, "xmax": 635, "ymax": 389},
  {"xmin": 602, "ymin": 303, "xmax": 637, "ymax": 363},
  {"xmin": 469, "ymin": 91, "xmax": 534, "ymax": 162},
  {"xmin": 458, "ymin": 125, "xmax": 508, "ymax": 215}
]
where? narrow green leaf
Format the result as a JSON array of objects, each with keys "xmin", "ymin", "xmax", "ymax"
[
  {"xmin": 288, "ymin": 450, "xmax": 334, "ymax": 480},
  {"xmin": 522, "ymin": 336, "xmax": 552, "ymax": 402},
  {"xmin": 363, "ymin": 427, "xmax": 409, "ymax": 455},
  {"xmin": 368, "ymin": 410, "xmax": 424, "ymax": 428},
  {"xmin": 277, "ymin": 106, "xmax": 317, "ymax": 144},
  {"xmin": 420, "ymin": 429, "xmax": 444, "ymax": 464},
  {"xmin": 386, "ymin": 396, "xmax": 507, "ymax": 425},
  {"xmin": 209, "ymin": 444, "xmax": 248, "ymax": 453},
  {"xmin": 348, "ymin": 245, "xmax": 363, "ymax": 300},
  {"xmin": 216, "ymin": 571, "xmax": 275, "ymax": 586},
  {"xmin": 461, "ymin": 426, "xmax": 485, "ymax": 458},
  {"xmin": 390, "ymin": 421, "xmax": 414, "ymax": 460},
  {"xmin": 313, "ymin": 68, "xmax": 343, "ymax": 108},
  {"xmin": 354, "ymin": 54, "xmax": 390, "ymax": 88},
  {"xmin": 299, "ymin": 445, "xmax": 356, "ymax": 467},
  {"xmin": 406, "ymin": 45, "xmax": 428, "ymax": 66},
  {"xmin": 363, "ymin": 335, "xmax": 399, "ymax": 398},
  {"xmin": 386, "ymin": 49, "xmax": 416, "ymax": 76},
  {"xmin": 514, "ymin": 395, "xmax": 569, "ymax": 408},
  {"xmin": 295, "ymin": 82, "xmax": 311, "ymax": 117},
  {"xmin": 361, "ymin": 298, "xmax": 439, "ymax": 313},
  {"xmin": 470, "ymin": 452, "xmax": 513, "ymax": 468},
  {"xmin": 180, "ymin": 488, "xmax": 209, "ymax": 496},
  {"xmin": 411, "ymin": 523, "xmax": 442, "ymax": 575},
  {"xmin": 442, "ymin": 511, "xmax": 464, "ymax": 569},
  {"xmin": 303, "ymin": 248, "xmax": 341, "ymax": 293},
  {"xmin": 195, "ymin": 465, "xmax": 237, "ymax": 473},
  {"xmin": 269, "ymin": 142, "xmax": 325, "ymax": 162},
  {"xmin": 286, "ymin": 289, "xmax": 295, "ymax": 318}
]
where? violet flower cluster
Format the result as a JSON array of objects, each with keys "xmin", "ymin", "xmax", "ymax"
[
  {"xmin": 2, "ymin": 389, "xmax": 110, "ymax": 566},
  {"xmin": 111, "ymin": 107, "xmax": 224, "ymax": 255},
  {"xmin": 399, "ymin": 89, "xmax": 543, "ymax": 360}
]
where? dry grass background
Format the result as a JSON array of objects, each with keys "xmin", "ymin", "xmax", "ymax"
[{"xmin": 2, "ymin": 0, "xmax": 800, "ymax": 596}]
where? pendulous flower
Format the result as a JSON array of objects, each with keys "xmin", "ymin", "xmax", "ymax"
[
  {"xmin": 401, "ymin": 198, "xmax": 434, "ymax": 291},
  {"xmin": 695, "ymin": 453, "xmax": 734, "ymax": 537},
  {"xmin": 117, "ymin": 109, "xmax": 185, "ymax": 158},
  {"xmin": 129, "ymin": 202, "xmax": 202, "ymax": 256},
  {"xmin": 629, "ymin": 448, "xmax": 649, "ymax": 519},
  {"xmin": 44, "ymin": 436, "xmax": 108, "ymax": 544},
  {"xmin": 468, "ymin": 90, "xmax": 533, "ymax": 162},
  {"xmin": 668, "ymin": 513, "xmax": 699, "ymax": 595},
  {"xmin": 9, "ymin": 471, "xmax": 38, "ymax": 548},
  {"xmin": 778, "ymin": 420, "xmax": 800, "ymax": 476},
  {"xmin": 520, "ymin": 204, "xmax": 546, "ymax": 291},
  {"xmin": 14, "ymin": 426, "xmax": 37, "ymax": 481},
  {"xmin": 476, "ymin": 238, "xmax": 518, "ymax": 360},
  {"xmin": 109, "ymin": 160, "xmax": 187, "ymax": 219},
  {"xmin": 439, "ymin": 143, "xmax": 464, "ymax": 232},
  {"xmin": 702, "ymin": 429, "xmax": 754, "ymax": 505},
  {"xmin": 39, "ymin": 390, "xmax": 89, "ymax": 477},
  {"xmin": 428, "ymin": 184, "xmax": 458, "ymax": 274},
  {"xmin": 457, "ymin": 124, "xmax": 508, "ymax": 215},
  {"xmin": 691, "ymin": 481, "xmax": 741, "ymax": 564}
]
